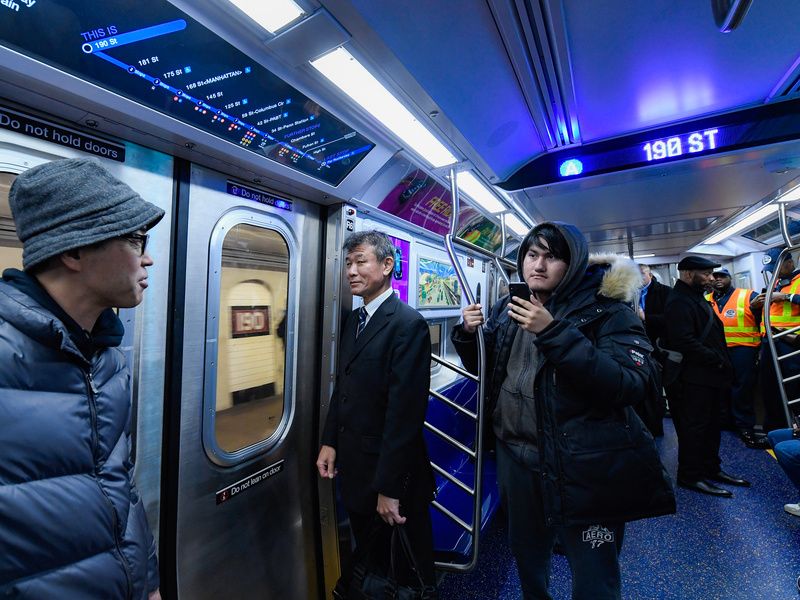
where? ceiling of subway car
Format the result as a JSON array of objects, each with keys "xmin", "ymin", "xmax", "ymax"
[{"xmin": 317, "ymin": 0, "xmax": 800, "ymax": 257}]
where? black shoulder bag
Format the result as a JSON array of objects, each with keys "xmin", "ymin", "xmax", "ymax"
[{"xmin": 334, "ymin": 524, "xmax": 436, "ymax": 600}]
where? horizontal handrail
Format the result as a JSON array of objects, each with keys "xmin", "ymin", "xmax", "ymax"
[
  {"xmin": 430, "ymin": 461, "xmax": 475, "ymax": 496},
  {"xmin": 777, "ymin": 348, "xmax": 800, "ymax": 362},
  {"xmin": 430, "ymin": 389, "xmax": 478, "ymax": 420},
  {"xmin": 431, "ymin": 500, "xmax": 473, "ymax": 533},
  {"xmin": 790, "ymin": 398, "xmax": 800, "ymax": 406},
  {"xmin": 773, "ymin": 325, "xmax": 800, "ymax": 339},
  {"xmin": 783, "ymin": 373, "xmax": 800, "ymax": 384},
  {"xmin": 424, "ymin": 422, "xmax": 477, "ymax": 459},
  {"xmin": 431, "ymin": 353, "xmax": 479, "ymax": 381},
  {"xmin": 452, "ymin": 235, "xmax": 516, "ymax": 270}
]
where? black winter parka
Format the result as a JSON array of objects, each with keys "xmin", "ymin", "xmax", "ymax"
[{"xmin": 452, "ymin": 224, "xmax": 675, "ymax": 526}]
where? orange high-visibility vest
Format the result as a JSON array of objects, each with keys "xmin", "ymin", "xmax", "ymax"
[
  {"xmin": 761, "ymin": 272, "xmax": 800, "ymax": 335},
  {"xmin": 710, "ymin": 288, "xmax": 760, "ymax": 347}
]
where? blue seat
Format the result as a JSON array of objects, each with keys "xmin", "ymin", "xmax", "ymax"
[{"xmin": 425, "ymin": 377, "xmax": 501, "ymax": 560}]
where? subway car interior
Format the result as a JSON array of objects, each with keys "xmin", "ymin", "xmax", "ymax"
[{"xmin": 1, "ymin": 0, "xmax": 799, "ymax": 598}]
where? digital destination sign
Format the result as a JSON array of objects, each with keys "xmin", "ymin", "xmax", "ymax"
[
  {"xmin": 0, "ymin": 2, "xmax": 374, "ymax": 186},
  {"xmin": 501, "ymin": 98, "xmax": 800, "ymax": 189}
]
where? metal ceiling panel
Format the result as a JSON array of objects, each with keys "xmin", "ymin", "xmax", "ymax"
[
  {"xmin": 343, "ymin": 0, "xmax": 544, "ymax": 179},
  {"xmin": 562, "ymin": 0, "xmax": 800, "ymax": 142}
]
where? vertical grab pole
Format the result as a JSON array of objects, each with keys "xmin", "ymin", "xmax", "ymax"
[
  {"xmin": 494, "ymin": 215, "xmax": 510, "ymax": 285},
  {"xmin": 442, "ymin": 167, "xmax": 487, "ymax": 570},
  {"xmin": 765, "ymin": 203, "xmax": 796, "ymax": 426}
]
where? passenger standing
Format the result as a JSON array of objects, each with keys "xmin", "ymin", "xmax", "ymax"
[
  {"xmin": 0, "ymin": 159, "xmax": 164, "ymax": 598},
  {"xmin": 316, "ymin": 230, "xmax": 436, "ymax": 593},
  {"xmin": 663, "ymin": 256, "xmax": 749, "ymax": 497},
  {"xmin": 707, "ymin": 268, "xmax": 767, "ymax": 449},
  {"xmin": 752, "ymin": 247, "xmax": 800, "ymax": 432},
  {"xmin": 637, "ymin": 264, "xmax": 671, "ymax": 436},
  {"xmin": 451, "ymin": 222, "xmax": 675, "ymax": 600},
  {"xmin": 638, "ymin": 264, "xmax": 670, "ymax": 350}
]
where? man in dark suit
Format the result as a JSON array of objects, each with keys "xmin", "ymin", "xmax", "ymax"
[
  {"xmin": 317, "ymin": 230, "xmax": 436, "ymax": 590},
  {"xmin": 638, "ymin": 264, "xmax": 671, "ymax": 349},
  {"xmin": 663, "ymin": 256, "xmax": 749, "ymax": 497},
  {"xmin": 637, "ymin": 264, "xmax": 672, "ymax": 435}
]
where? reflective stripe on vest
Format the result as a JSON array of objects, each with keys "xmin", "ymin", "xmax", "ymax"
[
  {"xmin": 712, "ymin": 288, "xmax": 760, "ymax": 347},
  {"xmin": 762, "ymin": 273, "xmax": 800, "ymax": 334}
]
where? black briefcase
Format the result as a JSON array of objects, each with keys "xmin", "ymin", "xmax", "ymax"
[{"xmin": 333, "ymin": 525, "xmax": 436, "ymax": 600}]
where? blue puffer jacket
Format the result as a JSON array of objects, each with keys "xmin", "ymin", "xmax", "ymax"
[{"xmin": 0, "ymin": 280, "xmax": 158, "ymax": 598}]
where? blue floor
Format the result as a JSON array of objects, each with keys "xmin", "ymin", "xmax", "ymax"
[{"xmin": 438, "ymin": 419, "xmax": 800, "ymax": 599}]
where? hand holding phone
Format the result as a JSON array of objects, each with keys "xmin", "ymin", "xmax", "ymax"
[{"xmin": 508, "ymin": 282, "xmax": 531, "ymax": 303}]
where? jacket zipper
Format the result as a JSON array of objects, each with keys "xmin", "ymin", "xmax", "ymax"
[{"xmin": 86, "ymin": 370, "xmax": 133, "ymax": 600}]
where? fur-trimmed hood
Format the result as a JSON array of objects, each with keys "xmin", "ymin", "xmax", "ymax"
[
  {"xmin": 588, "ymin": 253, "xmax": 643, "ymax": 304},
  {"xmin": 516, "ymin": 222, "xmax": 642, "ymax": 311}
]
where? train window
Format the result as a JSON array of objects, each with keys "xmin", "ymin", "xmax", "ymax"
[
  {"xmin": 0, "ymin": 172, "xmax": 23, "ymax": 271},
  {"xmin": 429, "ymin": 321, "xmax": 443, "ymax": 375},
  {"xmin": 213, "ymin": 223, "xmax": 289, "ymax": 454},
  {"xmin": 429, "ymin": 321, "xmax": 443, "ymax": 357}
]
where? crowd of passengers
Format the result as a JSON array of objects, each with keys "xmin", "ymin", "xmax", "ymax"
[
  {"xmin": 1, "ymin": 158, "xmax": 798, "ymax": 599},
  {"xmin": 639, "ymin": 253, "xmax": 800, "ymax": 509}
]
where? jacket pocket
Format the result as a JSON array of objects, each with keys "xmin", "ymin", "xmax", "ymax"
[
  {"xmin": 360, "ymin": 435, "xmax": 382, "ymax": 454},
  {"xmin": 562, "ymin": 420, "xmax": 635, "ymax": 455}
]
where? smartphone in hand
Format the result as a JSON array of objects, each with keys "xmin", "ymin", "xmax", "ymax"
[{"xmin": 508, "ymin": 282, "xmax": 531, "ymax": 303}]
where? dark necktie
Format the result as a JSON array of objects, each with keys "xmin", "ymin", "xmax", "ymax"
[{"xmin": 356, "ymin": 306, "xmax": 368, "ymax": 338}]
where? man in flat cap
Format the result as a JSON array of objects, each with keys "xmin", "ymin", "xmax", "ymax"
[
  {"xmin": 663, "ymin": 256, "xmax": 749, "ymax": 496},
  {"xmin": 752, "ymin": 247, "xmax": 800, "ymax": 433},
  {"xmin": 707, "ymin": 268, "xmax": 766, "ymax": 449},
  {"xmin": 0, "ymin": 158, "xmax": 164, "ymax": 598}
]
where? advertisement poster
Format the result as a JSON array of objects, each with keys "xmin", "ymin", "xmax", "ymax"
[
  {"xmin": 417, "ymin": 257, "xmax": 461, "ymax": 308},
  {"xmin": 387, "ymin": 234, "xmax": 410, "ymax": 304},
  {"xmin": 377, "ymin": 169, "xmax": 505, "ymax": 252}
]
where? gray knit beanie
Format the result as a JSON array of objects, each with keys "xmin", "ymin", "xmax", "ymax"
[{"xmin": 9, "ymin": 158, "xmax": 165, "ymax": 271}]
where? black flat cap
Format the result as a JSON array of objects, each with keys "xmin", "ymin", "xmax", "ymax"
[{"xmin": 677, "ymin": 256, "xmax": 721, "ymax": 271}]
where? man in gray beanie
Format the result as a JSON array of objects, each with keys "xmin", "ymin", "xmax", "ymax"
[{"xmin": 0, "ymin": 158, "xmax": 164, "ymax": 599}]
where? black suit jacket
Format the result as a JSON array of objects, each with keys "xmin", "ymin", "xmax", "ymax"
[
  {"xmin": 663, "ymin": 279, "xmax": 732, "ymax": 388},
  {"xmin": 321, "ymin": 293, "xmax": 435, "ymax": 514}
]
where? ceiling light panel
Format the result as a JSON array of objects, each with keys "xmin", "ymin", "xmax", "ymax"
[
  {"xmin": 311, "ymin": 47, "xmax": 458, "ymax": 168},
  {"xmin": 703, "ymin": 203, "xmax": 780, "ymax": 245},
  {"xmin": 504, "ymin": 213, "xmax": 530, "ymax": 236},
  {"xmin": 456, "ymin": 171, "xmax": 506, "ymax": 213},
  {"xmin": 228, "ymin": 0, "xmax": 305, "ymax": 34}
]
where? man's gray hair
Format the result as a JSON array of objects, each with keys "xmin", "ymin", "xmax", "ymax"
[{"xmin": 343, "ymin": 230, "xmax": 395, "ymax": 262}]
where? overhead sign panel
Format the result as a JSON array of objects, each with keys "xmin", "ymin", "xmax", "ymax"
[
  {"xmin": 0, "ymin": 2, "xmax": 374, "ymax": 186},
  {"xmin": 500, "ymin": 98, "xmax": 800, "ymax": 190}
]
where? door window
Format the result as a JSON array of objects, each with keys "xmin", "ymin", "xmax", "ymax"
[
  {"xmin": 0, "ymin": 173, "xmax": 22, "ymax": 271},
  {"xmin": 212, "ymin": 223, "xmax": 290, "ymax": 454}
]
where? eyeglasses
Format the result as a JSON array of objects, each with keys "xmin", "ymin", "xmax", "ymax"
[{"xmin": 120, "ymin": 233, "xmax": 149, "ymax": 256}]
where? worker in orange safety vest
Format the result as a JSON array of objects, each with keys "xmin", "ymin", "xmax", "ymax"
[
  {"xmin": 751, "ymin": 248, "xmax": 800, "ymax": 434},
  {"xmin": 706, "ymin": 268, "xmax": 766, "ymax": 449}
]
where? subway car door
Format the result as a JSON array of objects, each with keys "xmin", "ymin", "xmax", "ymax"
[{"xmin": 171, "ymin": 163, "xmax": 322, "ymax": 599}]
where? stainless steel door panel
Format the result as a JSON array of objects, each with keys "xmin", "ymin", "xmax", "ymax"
[{"xmin": 176, "ymin": 164, "xmax": 321, "ymax": 599}]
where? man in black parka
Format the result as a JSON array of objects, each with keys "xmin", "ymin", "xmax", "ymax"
[
  {"xmin": 452, "ymin": 222, "xmax": 675, "ymax": 600},
  {"xmin": 663, "ymin": 256, "xmax": 750, "ymax": 497}
]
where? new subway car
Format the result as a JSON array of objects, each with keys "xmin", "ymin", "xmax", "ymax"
[{"xmin": 0, "ymin": 1, "xmax": 799, "ymax": 598}]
